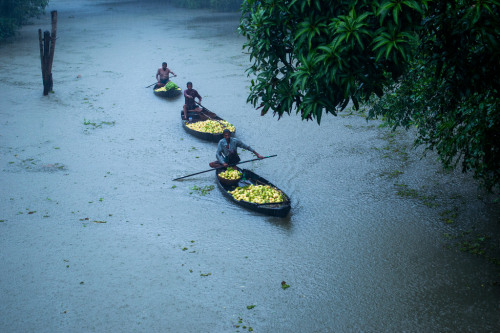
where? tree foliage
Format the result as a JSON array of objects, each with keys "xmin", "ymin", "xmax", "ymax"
[
  {"xmin": 239, "ymin": 0, "xmax": 500, "ymax": 190},
  {"xmin": 0, "ymin": 0, "xmax": 49, "ymax": 40},
  {"xmin": 171, "ymin": 0, "xmax": 241, "ymax": 11},
  {"xmin": 369, "ymin": 1, "xmax": 500, "ymax": 190},
  {"xmin": 239, "ymin": 0, "xmax": 428, "ymax": 121}
]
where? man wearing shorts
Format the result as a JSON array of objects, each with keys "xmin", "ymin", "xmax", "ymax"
[
  {"xmin": 183, "ymin": 81, "xmax": 202, "ymax": 120},
  {"xmin": 156, "ymin": 62, "xmax": 177, "ymax": 87}
]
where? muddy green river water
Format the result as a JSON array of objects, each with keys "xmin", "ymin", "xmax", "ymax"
[{"xmin": 1, "ymin": 1, "xmax": 499, "ymax": 332}]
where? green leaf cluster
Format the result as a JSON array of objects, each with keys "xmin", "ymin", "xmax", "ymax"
[
  {"xmin": 239, "ymin": 0, "xmax": 427, "ymax": 122},
  {"xmin": 369, "ymin": 1, "xmax": 500, "ymax": 190},
  {"xmin": 0, "ymin": 0, "xmax": 49, "ymax": 40},
  {"xmin": 171, "ymin": 0, "xmax": 211, "ymax": 9},
  {"xmin": 239, "ymin": 0, "xmax": 500, "ymax": 190},
  {"xmin": 171, "ymin": 0, "xmax": 241, "ymax": 11}
]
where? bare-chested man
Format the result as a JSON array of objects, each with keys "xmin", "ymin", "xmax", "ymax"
[{"xmin": 155, "ymin": 62, "xmax": 177, "ymax": 88}]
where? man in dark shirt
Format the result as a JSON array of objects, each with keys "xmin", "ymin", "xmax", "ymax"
[{"xmin": 183, "ymin": 81, "xmax": 202, "ymax": 120}]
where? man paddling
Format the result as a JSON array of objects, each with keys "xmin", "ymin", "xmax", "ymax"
[
  {"xmin": 156, "ymin": 62, "xmax": 177, "ymax": 88},
  {"xmin": 209, "ymin": 129, "xmax": 264, "ymax": 168},
  {"xmin": 183, "ymin": 81, "xmax": 203, "ymax": 120}
]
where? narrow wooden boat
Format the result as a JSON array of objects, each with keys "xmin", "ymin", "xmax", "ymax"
[
  {"xmin": 216, "ymin": 167, "xmax": 291, "ymax": 217},
  {"xmin": 181, "ymin": 110, "xmax": 235, "ymax": 142},
  {"xmin": 153, "ymin": 82, "xmax": 182, "ymax": 98}
]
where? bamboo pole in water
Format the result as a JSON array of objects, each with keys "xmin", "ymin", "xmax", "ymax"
[
  {"xmin": 48, "ymin": 11, "xmax": 57, "ymax": 76},
  {"xmin": 38, "ymin": 11, "xmax": 57, "ymax": 95}
]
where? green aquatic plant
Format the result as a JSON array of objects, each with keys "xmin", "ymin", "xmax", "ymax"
[
  {"xmin": 83, "ymin": 119, "xmax": 115, "ymax": 129},
  {"xmin": 281, "ymin": 281, "xmax": 290, "ymax": 289},
  {"xmin": 190, "ymin": 185, "xmax": 215, "ymax": 196}
]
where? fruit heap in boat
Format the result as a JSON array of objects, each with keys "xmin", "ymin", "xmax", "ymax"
[
  {"xmin": 155, "ymin": 81, "xmax": 179, "ymax": 91},
  {"xmin": 218, "ymin": 167, "xmax": 242, "ymax": 180},
  {"xmin": 186, "ymin": 120, "xmax": 235, "ymax": 134},
  {"xmin": 229, "ymin": 184, "xmax": 284, "ymax": 204}
]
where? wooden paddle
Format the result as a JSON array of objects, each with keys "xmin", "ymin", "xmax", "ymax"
[
  {"xmin": 147, "ymin": 75, "xmax": 178, "ymax": 88},
  {"xmin": 195, "ymin": 102, "xmax": 229, "ymax": 129},
  {"xmin": 195, "ymin": 102, "xmax": 215, "ymax": 114},
  {"xmin": 172, "ymin": 155, "xmax": 277, "ymax": 181}
]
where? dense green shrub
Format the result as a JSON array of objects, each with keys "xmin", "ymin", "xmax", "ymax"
[
  {"xmin": 171, "ymin": 0, "xmax": 241, "ymax": 11},
  {"xmin": 239, "ymin": 0, "xmax": 500, "ymax": 191},
  {"xmin": 368, "ymin": 1, "xmax": 500, "ymax": 190},
  {"xmin": 0, "ymin": 0, "xmax": 49, "ymax": 40},
  {"xmin": 171, "ymin": 0, "xmax": 210, "ymax": 9},
  {"xmin": 210, "ymin": 0, "xmax": 241, "ymax": 11},
  {"xmin": 0, "ymin": 17, "xmax": 17, "ymax": 40}
]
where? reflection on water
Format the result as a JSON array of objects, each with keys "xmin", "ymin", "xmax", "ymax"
[{"xmin": 0, "ymin": 0, "xmax": 498, "ymax": 332}]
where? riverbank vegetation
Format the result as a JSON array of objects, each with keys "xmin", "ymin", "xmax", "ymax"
[
  {"xmin": 0, "ymin": 0, "xmax": 48, "ymax": 40},
  {"xmin": 171, "ymin": 0, "xmax": 241, "ymax": 11},
  {"xmin": 239, "ymin": 0, "xmax": 500, "ymax": 191}
]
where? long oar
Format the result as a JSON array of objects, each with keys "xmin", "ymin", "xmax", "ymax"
[
  {"xmin": 172, "ymin": 155, "xmax": 277, "ymax": 181},
  {"xmin": 195, "ymin": 102, "xmax": 219, "ymax": 119},
  {"xmin": 195, "ymin": 102, "xmax": 213, "ymax": 112},
  {"xmin": 147, "ymin": 75, "xmax": 178, "ymax": 89},
  {"xmin": 195, "ymin": 102, "xmax": 228, "ymax": 128}
]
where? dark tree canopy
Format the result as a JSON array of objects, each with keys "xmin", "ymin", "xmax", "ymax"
[
  {"xmin": 239, "ymin": 0, "xmax": 429, "ymax": 121},
  {"xmin": 239, "ymin": 0, "xmax": 500, "ymax": 190},
  {"xmin": 370, "ymin": 1, "xmax": 500, "ymax": 190},
  {"xmin": 171, "ymin": 0, "xmax": 241, "ymax": 11},
  {"xmin": 0, "ymin": 0, "xmax": 49, "ymax": 40}
]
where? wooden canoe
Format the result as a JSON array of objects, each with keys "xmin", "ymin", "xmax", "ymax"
[
  {"xmin": 153, "ymin": 83, "xmax": 182, "ymax": 98},
  {"xmin": 181, "ymin": 110, "xmax": 235, "ymax": 142},
  {"xmin": 216, "ymin": 167, "xmax": 291, "ymax": 217}
]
